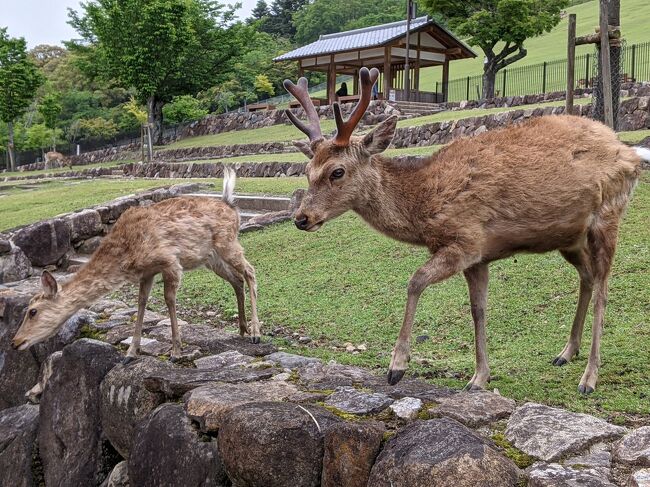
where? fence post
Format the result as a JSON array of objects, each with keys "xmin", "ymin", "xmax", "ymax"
[
  {"xmin": 502, "ymin": 69, "xmax": 507, "ymax": 97},
  {"xmin": 585, "ymin": 53, "xmax": 590, "ymax": 88},
  {"xmin": 542, "ymin": 61, "xmax": 547, "ymax": 93},
  {"xmin": 466, "ymin": 76, "xmax": 470, "ymax": 100},
  {"xmin": 631, "ymin": 43, "xmax": 636, "ymax": 81}
]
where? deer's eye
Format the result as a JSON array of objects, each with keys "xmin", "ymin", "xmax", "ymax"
[
  {"xmin": 29, "ymin": 309, "xmax": 37, "ymax": 318},
  {"xmin": 330, "ymin": 168, "xmax": 345, "ymax": 180}
]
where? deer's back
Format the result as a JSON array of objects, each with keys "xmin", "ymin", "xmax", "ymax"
[
  {"xmin": 401, "ymin": 115, "xmax": 640, "ymax": 256},
  {"xmin": 95, "ymin": 197, "xmax": 239, "ymax": 275}
]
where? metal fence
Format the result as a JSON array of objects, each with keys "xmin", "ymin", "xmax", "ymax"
[{"xmin": 446, "ymin": 40, "xmax": 650, "ymax": 102}]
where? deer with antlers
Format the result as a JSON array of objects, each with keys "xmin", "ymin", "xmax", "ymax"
[
  {"xmin": 12, "ymin": 169, "xmax": 261, "ymax": 360},
  {"xmin": 284, "ymin": 67, "xmax": 646, "ymax": 394}
]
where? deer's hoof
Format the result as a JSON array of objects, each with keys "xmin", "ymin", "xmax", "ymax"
[
  {"xmin": 122, "ymin": 356, "xmax": 138, "ymax": 365},
  {"xmin": 387, "ymin": 369, "xmax": 406, "ymax": 385},
  {"xmin": 463, "ymin": 382, "xmax": 485, "ymax": 392},
  {"xmin": 250, "ymin": 336, "xmax": 261, "ymax": 344},
  {"xmin": 552, "ymin": 356, "xmax": 568, "ymax": 366},
  {"xmin": 578, "ymin": 384, "xmax": 594, "ymax": 395}
]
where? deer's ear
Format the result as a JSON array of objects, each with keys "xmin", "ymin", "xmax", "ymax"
[
  {"xmin": 362, "ymin": 115, "xmax": 398, "ymax": 155},
  {"xmin": 41, "ymin": 271, "xmax": 58, "ymax": 298}
]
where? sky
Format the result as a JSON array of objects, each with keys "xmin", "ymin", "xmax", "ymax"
[{"xmin": 0, "ymin": 0, "xmax": 258, "ymax": 48}]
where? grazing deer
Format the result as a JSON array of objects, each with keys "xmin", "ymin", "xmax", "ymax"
[
  {"xmin": 12, "ymin": 169, "xmax": 261, "ymax": 361},
  {"xmin": 284, "ymin": 67, "xmax": 646, "ymax": 394},
  {"xmin": 44, "ymin": 151, "xmax": 72, "ymax": 170}
]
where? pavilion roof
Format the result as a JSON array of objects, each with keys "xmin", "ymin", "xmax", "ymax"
[{"xmin": 274, "ymin": 16, "xmax": 475, "ymax": 62}]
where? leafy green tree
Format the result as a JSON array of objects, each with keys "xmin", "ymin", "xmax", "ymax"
[
  {"xmin": 0, "ymin": 29, "xmax": 44, "ymax": 170},
  {"xmin": 293, "ymin": 0, "xmax": 405, "ymax": 44},
  {"xmin": 26, "ymin": 123, "xmax": 62, "ymax": 155},
  {"xmin": 77, "ymin": 117, "xmax": 119, "ymax": 139},
  {"xmin": 249, "ymin": 0, "xmax": 270, "ymax": 23},
  {"xmin": 254, "ymin": 74, "xmax": 275, "ymax": 98},
  {"xmin": 420, "ymin": 0, "xmax": 568, "ymax": 98},
  {"xmin": 261, "ymin": 0, "xmax": 309, "ymax": 39},
  {"xmin": 162, "ymin": 95, "xmax": 208, "ymax": 124},
  {"xmin": 68, "ymin": 0, "xmax": 243, "ymax": 145},
  {"xmin": 38, "ymin": 93, "xmax": 63, "ymax": 150}
]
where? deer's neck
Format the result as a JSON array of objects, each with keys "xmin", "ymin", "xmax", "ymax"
[
  {"xmin": 57, "ymin": 252, "xmax": 130, "ymax": 316},
  {"xmin": 352, "ymin": 156, "xmax": 431, "ymax": 245}
]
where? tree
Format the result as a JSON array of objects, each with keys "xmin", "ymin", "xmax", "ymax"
[
  {"xmin": 68, "ymin": 0, "xmax": 243, "ymax": 145},
  {"xmin": 260, "ymin": 0, "xmax": 309, "ymax": 39},
  {"xmin": 293, "ymin": 0, "xmax": 405, "ymax": 44},
  {"xmin": 254, "ymin": 74, "xmax": 275, "ymax": 98},
  {"xmin": 38, "ymin": 93, "xmax": 63, "ymax": 150},
  {"xmin": 26, "ymin": 124, "xmax": 62, "ymax": 157},
  {"xmin": 249, "ymin": 0, "xmax": 270, "ymax": 22},
  {"xmin": 162, "ymin": 95, "xmax": 208, "ymax": 124},
  {"xmin": 421, "ymin": 0, "xmax": 568, "ymax": 98},
  {"xmin": 0, "ymin": 29, "xmax": 44, "ymax": 170}
]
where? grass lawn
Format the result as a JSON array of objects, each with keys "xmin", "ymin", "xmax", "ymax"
[
  {"xmin": 185, "ymin": 145, "xmax": 443, "ymax": 165},
  {"xmin": 161, "ymin": 98, "xmax": 593, "ymax": 150},
  {"xmin": 165, "ymin": 171, "xmax": 650, "ymax": 418},
  {"xmin": 0, "ymin": 177, "xmax": 308, "ymax": 232},
  {"xmin": 1, "ymin": 160, "xmax": 126, "ymax": 179},
  {"xmin": 619, "ymin": 130, "xmax": 650, "ymax": 144}
]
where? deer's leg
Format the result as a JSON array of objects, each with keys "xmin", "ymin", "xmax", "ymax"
[
  {"xmin": 162, "ymin": 270, "xmax": 183, "ymax": 360},
  {"xmin": 388, "ymin": 247, "xmax": 470, "ymax": 385},
  {"xmin": 207, "ymin": 251, "xmax": 249, "ymax": 337},
  {"xmin": 216, "ymin": 240, "xmax": 261, "ymax": 343},
  {"xmin": 553, "ymin": 248, "xmax": 594, "ymax": 366},
  {"xmin": 579, "ymin": 219, "xmax": 618, "ymax": 394},
  {"xmin": 242, "ymin": 259, "xmax": 260, "ymax": 343},
  {"xmin": 125, "ymin": 275, "xmax": 155, "ymax": 364},
  {"xmin": 463, "ymin": 263, "xmax": 490, "ymax": 390}
]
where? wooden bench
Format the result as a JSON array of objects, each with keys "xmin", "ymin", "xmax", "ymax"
[
  {"xmin": 289, "ymin": 98, "xmax": 323, "ymax": 109},
  {"xmin": 247, "ymin": 103, "xmax": 276, "ymax": 112},
  {"xmin": 337, "ymin": 95, "xmax": 361, "ymax": 104}
]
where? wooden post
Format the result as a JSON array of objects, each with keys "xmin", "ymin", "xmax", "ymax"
[
  {"xmin": 383, "ymin": 47, "xmax": 391, "ymax": 99},
  {"xmin": 353, "ymin": 69, "xmax": 359, "ymax": 95},
  {"xmin": 298, "ymin": 60, "xmax": 304, "ymax": 78},
  {"xmin": 566, "ymin": 13, "xmax": 577, "ymax": 115},
  {"xmin": 599, "ymin": 0, "xmax": 614, "ymax": 128},
  {"xmin": 415, "ymin": 32, "xmax": 421, "ymax": 101},
  {"xmin": 328, "ymin": 55, "xmax": 336, "ymax": 105},
  {"xmin": 442, "ymin": 59, "xmax": 450, "ymax": 102}
]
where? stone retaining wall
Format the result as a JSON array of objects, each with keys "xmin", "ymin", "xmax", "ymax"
[
  {"xmin": 120, "ymin": 160, "xmax": 307, "ymax": 179},
  {"xmin": 1, "ymin": 277, "xmax": 649, "ymax": 485}
]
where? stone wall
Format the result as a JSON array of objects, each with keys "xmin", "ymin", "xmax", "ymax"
[
  {"xmin": 1, "ymin": 278, "xmax": 649, "ymax": 485},
  {"xmin": 0, "ymin": 183, "xmax": 204, "ymax": 283},
  {"xmin": 120, "ymin": 160, "xmax": 306, "ymax": 179}
]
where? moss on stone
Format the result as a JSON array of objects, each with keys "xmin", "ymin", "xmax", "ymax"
[
  {"xmin": 491, "ymin": 432, "xmax": 535, "ymax": 469},
  {"xmin": 79, "ymin": 325, "xmax": 106, "ymax": 341}
]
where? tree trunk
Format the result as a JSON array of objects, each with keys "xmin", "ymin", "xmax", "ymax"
[
  {"xmin": 7, "ymin": 121, "xmax": 16, "ymax": 172},
  {"xmin": 147, "ymin": 95, "xmax": 165, "ymax": 146},
  {"xmin": 482, "ymin": 67, "xmax": 497, "ymax": 100}
]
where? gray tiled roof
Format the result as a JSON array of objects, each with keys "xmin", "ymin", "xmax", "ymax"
[{"xmin": 274, "ymin": 16, "xmax": 468, "ymax": 61}]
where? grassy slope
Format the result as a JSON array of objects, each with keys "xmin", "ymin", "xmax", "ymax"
[
  {"xmin": 420, "ymin": 0, "xmax": 650, "ymax": 86},
  {"xmin": 171, "ymin": 171, "xmax": 650, "ymax": 416},
  {"xmin": 161, "ymin": 98, "xmax": 592, "ymax": 150},
  {"xmin": 0, "ymin": 178, "xmax": 308, "ymax": 231}
]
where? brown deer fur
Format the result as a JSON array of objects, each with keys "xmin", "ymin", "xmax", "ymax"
[
  {"xmin": 290, "ymin": 108, "xmax": 642, "ymax": 394},
  {"xmin": 12, "ymin": 171, "xmax": 261, "ymax": 360},
  {"xmin": 44, "ymin": 151, "xmax": 71, "ymax": 169}
]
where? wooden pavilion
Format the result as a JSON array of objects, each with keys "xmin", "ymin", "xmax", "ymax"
[{"xmin": 274, "ymin": 16, "xmax": 476, "ymax": 105}]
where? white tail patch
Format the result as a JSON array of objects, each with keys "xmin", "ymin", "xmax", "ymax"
[
  {"xmin": 634, "ymin": 146, "xmax": 650, "ymax": 162},
  {"xmin": 222, "ymin": 167, "xmax": 236, "ymax": 206}
]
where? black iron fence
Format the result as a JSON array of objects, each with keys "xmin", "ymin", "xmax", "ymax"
[{"xmin": 445, "ymin": 40, "xmax": 650, "ymax": 102}]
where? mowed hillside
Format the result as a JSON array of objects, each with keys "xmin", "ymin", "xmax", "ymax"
[{"xmin": 417, "ymin": 0, "xmax": 650, "ymax": 86}]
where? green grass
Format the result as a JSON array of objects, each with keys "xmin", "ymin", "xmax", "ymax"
[
  {"xmin": 161, "ymin": 98, "xmax": 594, "ymax": 149},
  {"xmin": 1, "ymin": 160, "xmax": 126, "ymax": 179},
  {"xmin": 183, "ymin": 145, "xmax": 443, "ymax": 165},
  {"xmin": 419, "ymin": 0, "xmax": 650, "ymax": 87},
  {"xmin": 169, "ymin": 172, "xmax": 650, "ymax": 417},
  {"xmin": 619, "ymin": 130, "xmax": 650, "ymax": 144},
  {"xmin": 0, "ymin": 177, "xmax": 307, "ymax": 231}
]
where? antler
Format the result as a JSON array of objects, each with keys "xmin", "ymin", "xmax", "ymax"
[
  {"xmin": 333, "ymin": 67, "xmax": 380, "ymax": 146},
  {"xmin": 283, "ymin": 77, "xmax": 323, "ymax": 143}
]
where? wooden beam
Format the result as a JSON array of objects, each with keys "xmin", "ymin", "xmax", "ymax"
[
  {"xmin": 298, "ymin": 60, "xmax": 304, "ymax": 78},
  {"xmin": 415, "ymin": 32, "xmax": 421, "ymax": 99},
  {"xmin": 441, "ymin": 59, "xmax": 450, "ymax": 102},
  {"xmin": 383, "ymin": 46, "xmax": 391, "ymax": 99},
  {"xmin": 327, "ymin": 55, "xmax": 337, "ymax": 105},
  {"xmin": 599, "ymin": 0, "xmax": 614, "ymax": 128},
  {"xmin": 566, "ymin": 14, "xmax": 576, "ymax": 115}
]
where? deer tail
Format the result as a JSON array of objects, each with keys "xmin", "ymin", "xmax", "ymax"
[{"xmin": 222, "ymin": 167, "xmax": 236, "ymax": 206}]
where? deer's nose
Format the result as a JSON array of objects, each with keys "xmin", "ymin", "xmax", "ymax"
[{"xmin": 295, "ymin": 215, "xmax": 310, "ymax": 230}]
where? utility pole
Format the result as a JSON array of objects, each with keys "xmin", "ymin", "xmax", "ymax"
[{"xmin": 404, "ymin": 0, "xmax": 414, "ymax": 102}]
